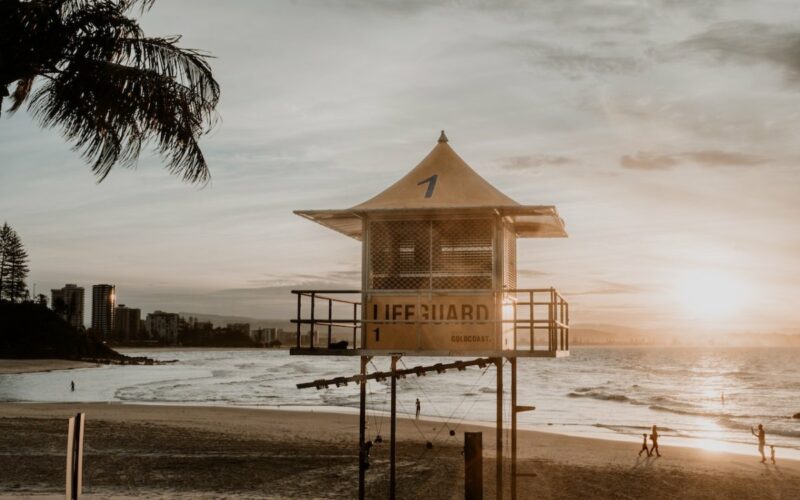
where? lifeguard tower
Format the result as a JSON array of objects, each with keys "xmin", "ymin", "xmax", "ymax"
[{"xmin": 290, "ymin": 132, "xmax": 569, "ymax": 499}]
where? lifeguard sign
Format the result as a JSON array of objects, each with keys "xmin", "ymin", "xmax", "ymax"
[{"xmin": 291, "ymin": 131, "xmax": 569, "ymax": 357}]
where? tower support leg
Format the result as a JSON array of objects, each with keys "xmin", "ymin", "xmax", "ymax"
[
  {"xmin": 390, "ymin": 355, "xmax": 399, "ymax": 500},
  {"xmin": 510, "ymin": 358, "xmax": 517, "ymax": 500},
  {"xmin": 496, "ymin": 358, "xmax": 503, "ymax": 500},
  {"xmin": 358, "ymin": 356, "xmax": 368, "ymax": 500}
]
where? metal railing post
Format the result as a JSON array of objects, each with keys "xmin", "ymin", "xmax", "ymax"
[
  {"xmin": 327, "ymin": 299, "xmax": 333, "ymax": 348},
  {"xmin": 353, "ymin": 302, "xmax": 358, "ymax": 349},
  {"xmin": 565, "ymin": 302, "xmax": 569, "ymax": 351},
  {"xmin": 310, "ymin": 292, "xmax": 315, "ymax": 349},
  {"xmin": 529, "ymin": 291, "xmax": 534, "ymax": 351},
  {"xmin": 295, "ymin": 293, "xmax": 301, "ymax": 349}
]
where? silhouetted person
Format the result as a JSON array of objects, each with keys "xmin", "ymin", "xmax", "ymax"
[
  {"xmin": 415, "ymin": 398, "xmax": 421, "ymax": 419},
  {"xmin": 362, "ymin": 440, "xmax": 373, "ymax": 470},
  {"xmin": 751, "ymin": 424, "xmax": 766, "ymax": 463},
  {"xmin": 638, "ymin": 433, "xmax": 649, "ymax": 456},
  {"xmin": 770, "ymin": 445, "xmax": 776, "ymax": 465},
  {"xmin": 70, "ymin": 380, "xmax": 75, "ymax": 392},
  {"xmin": 648, "ymin": 425, "xmax": 661, "ymax": 457}
]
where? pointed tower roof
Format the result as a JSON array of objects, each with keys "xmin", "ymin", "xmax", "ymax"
[
  {"xmin": 351, "ymin": 131, "xmax": 517, "ymax": 210},
  {"xmin": 295, "ymin": 132, "xmax": 567, "ymax": 240}
]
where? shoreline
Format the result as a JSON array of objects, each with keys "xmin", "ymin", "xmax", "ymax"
[
  {"xmin": 1, "ymin": 402, "xmax": 798, "ymax": 498},
  {"xmin": 3, "ymin": 357, "xmax": 798, "ymax": 462},
  {"xmin": 0, "ymin": 359, "xmax": 99, "ymax": 375}
]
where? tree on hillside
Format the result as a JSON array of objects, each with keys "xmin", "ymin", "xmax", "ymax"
[
  {"xmin": 0, "ymin": 223, "xmax": 10, "ymax": 297},
  {"xmin": 0, "ymin": 0, "xmax": 220, "ymax": 184},
  {"xmin": 0, "ymin": 223, "xmax": 29, "ymax": 302}
]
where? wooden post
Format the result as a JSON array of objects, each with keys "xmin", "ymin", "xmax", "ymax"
[
  {"xmin": 496, "ymin": 358, "xmax": 503, "ymax": 500},
  {"xmin": 358, "ymin": 356, "xmax": 367, "ymax": 500},
  {"xmin": 464, "ymin": 432, "xmax": 483, "ymax": 500},
  {"xmin": 390, "ymin": 355, "xmax": 399, "ymax": 500},
  {"xmin": 65, "ymin": 412, "xmax": 85, "ymax": 500}
]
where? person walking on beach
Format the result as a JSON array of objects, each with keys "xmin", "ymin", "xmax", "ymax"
[
  {"xmin": 70, "ymin": 380, "xmax": 75, "ymax": 392},
  {"xmin": 648, "ymin": 425, "xmax": 661, "ymax": 457},
  {"xmin": 415, "ymin": 398, "xmax": 421, "ymax": 419},
  {"xmin": 752, "ymin": 424, "xmax": 767, "ymax": 463},
  {"xmin": 770, "ymin": 445, "xmax": 776, "ymax": 464},
  {"xmin": 638, "ymin": 433, "xmax": 649, "ymax": 457}
]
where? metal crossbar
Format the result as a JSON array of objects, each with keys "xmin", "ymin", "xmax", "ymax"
[{"xmin": 296, "ymin": 357, "xmax": 494, "ymax": 389}]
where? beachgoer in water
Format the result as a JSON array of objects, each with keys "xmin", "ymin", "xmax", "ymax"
[
  {"xmin": 415, "ymin": 398, "xmax": 421, "ymax": 419},
  {"xmin": 770, "ymin": 445, "xmax": 776, "ymax": 465},
  {"xmin": 751, "ymin": 424, "xmax": 766, "ymax": 463},
  {"xmin": 70, "ymin": 380, "xmax": 75, "ymax": 392},
  {"xmin": 638, "ymin": 433, "xmax": 649, "ymax": 457},
  {"xmin": 648, "ymin": 425, "xmax": 661, "ymax": 457}
]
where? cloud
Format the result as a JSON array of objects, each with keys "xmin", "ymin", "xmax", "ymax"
[
  {"xmin": 569, "ymin": 280, "xmax": 648, "ymax": 296},
  {"xmin": 684, "ymin": 151, "xmax": 768, "ymax": 167},
  {"xmin": 678, "ymin": 21, "xmax": 800, "ymax": 83},
  {"xmin": 518, "ymin": 269, "xmax": 552, "ymax": 278},
  {"xmin": 245, "ymin": 269, "xmax": 361, "ymax": 287},
  {"xmin": 620, "ymin": 150, "xmax": 769, "ymax": 170},
  {"xmin": 506, "ymin": 39, "xmax": 646, "ymax": 77},
  {"xmin": 500, "ymin": 154, "xmax": 578, "ymax": 170},
  {"xmin": 620, "ymin": 152, "xmax": 679, "ymax": 171}
]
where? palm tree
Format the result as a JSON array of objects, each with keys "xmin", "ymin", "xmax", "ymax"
[{"xmin": 0, "ymin": 0, "xmax": 220, "ymax": 183}]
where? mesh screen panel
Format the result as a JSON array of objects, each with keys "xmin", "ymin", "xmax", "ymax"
[
  {"xmin": 369, "ymin": 220, "xmax": 431, "ymax": 289},
  {"xmin": 369, "ymin": 219, "xmax": 493, "ymax": 290},
  {"xmin": 431, "ymin": 220, "xmax": 493, "ymax": 289},
  {"xmin": 503, "ymin": 224, "xmax": 517, "ymax": 289}
]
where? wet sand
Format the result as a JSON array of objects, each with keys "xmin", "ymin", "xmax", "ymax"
[{"xmin": 0, "ymin": 403, "xmax": 798, "ymax": 499}]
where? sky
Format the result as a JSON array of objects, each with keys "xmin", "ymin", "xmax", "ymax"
[{"xmin": 2, "ymin": 0, "xmax": 800, "ymax": 335}]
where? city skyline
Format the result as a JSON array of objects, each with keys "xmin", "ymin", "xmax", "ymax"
[{"xmin": 3, "ymin": 0, "xmax": 800, "ymax": 336}]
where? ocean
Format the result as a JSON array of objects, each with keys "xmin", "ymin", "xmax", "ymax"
[{"xmin": 2, "ymin": 346, "xmax": 798, "ymax": 459}]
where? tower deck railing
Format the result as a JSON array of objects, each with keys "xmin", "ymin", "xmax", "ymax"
[{"xmin": 290, "ymin": 288, "xmax": 569, "ymax": 357}]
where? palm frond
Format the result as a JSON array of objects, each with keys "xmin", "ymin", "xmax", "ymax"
[
  {"xmin": 58, "ymin": 0, "xmax": 156, "ymax": 18},
  {"xmin": 6, "ymin": 0, "xmax": 220, "ymax": 183},
  {"xmin": 29, "ymin": 53, "xmax": 216, "ymax": 184}
]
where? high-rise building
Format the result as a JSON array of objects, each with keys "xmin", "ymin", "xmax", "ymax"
[
  {"xmin": 91, "ymin": 284, "xmax": 116, "ymax": 339},
  {"xmin": 251, "ymin": 327, "xmax": 278, "ymax": 345},
  {"xmin": 113, "ymin": 304, "xmax": 141, "ymax": 343},
  {"xmin": 50, "ymin": 284, "xmax": 85, "ymax": 330},
  {"xmin": 146, "ymin": 311, "xmax": 180, "ymax": 345},
  {"xmin": 227, "ymin": 323, "xmax": 250, "ymax": 336}
]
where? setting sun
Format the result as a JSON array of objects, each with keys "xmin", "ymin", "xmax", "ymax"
[{"xmin": 675, "ymin": 270, "xmax": 748, "ymax": 320}]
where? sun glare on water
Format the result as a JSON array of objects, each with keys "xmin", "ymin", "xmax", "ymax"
[{"xmin": 675, "ymin": 270, "xmax": 748, "ymax": 320}]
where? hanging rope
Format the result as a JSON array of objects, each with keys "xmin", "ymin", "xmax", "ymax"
[
  {"xmin": 399, "ymin": 357, "xmax": 493, "ymax": 439},
  {"xmin": 409, "ymin": 362, "xmax": 496, "ymax": 463},
  {"xmin": 365, "ymin": 376, "xmax": 387, "ymax": 444}
]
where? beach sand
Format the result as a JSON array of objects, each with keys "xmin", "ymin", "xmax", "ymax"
[
  {"xmin": 0, "ymin": 403, "xmax": 798, "ymax": 499},
  {"xmin": 0, "ymin": 359, "xmax": 98, "ymax": 375}
]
